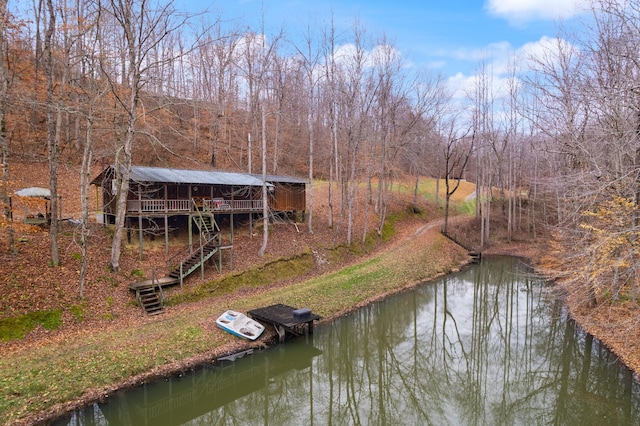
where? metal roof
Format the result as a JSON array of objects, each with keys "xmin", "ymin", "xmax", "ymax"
[
  {"xmin": 249, "ymin": 173, "xmax": 308, "ymax": 184},
  {"xmin": 92, "ymin": 165, "xmax": 309, "ymax": 187},
  {"xmin": 127, "ymin": 166, "xmax": 271, "ymax": 187}
]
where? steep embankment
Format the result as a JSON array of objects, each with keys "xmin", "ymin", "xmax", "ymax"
[{"xmin": 1, "ymin": 214, "xmax": 470, "ymax": 426}]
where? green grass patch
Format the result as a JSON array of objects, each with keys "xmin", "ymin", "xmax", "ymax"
[
  {"xmin": 68, "ymin": 303, "xmax": 86, "ymax": 322},
  {"xmin": 0, "ymin": 310, "xmax": 63, "ymax": 342},
  {"xmin": 167, "ymin": 251, "xmax": 316, "ymax": 306},
  {"xmin": 130, "ymin": 269, "xmax": 145, "ymax": 278},
  {"xmin": 454, "ymin": 200, "xmax": 476, "ymax": 216}
]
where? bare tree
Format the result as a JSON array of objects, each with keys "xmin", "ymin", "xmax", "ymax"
[
  {"xmin": 78, "ymin": 2, "xmax": 104, "ymax": 298},
  {"xmin": 235, "ymin": 19, "xmax": 282, "ymax": 256},
  {"xmin": 338, "ymin": 22, "xmax": 378, "ymax": 246},
  {"xmin": 322, "ymin": 15, "xmax": 340, "ymax": 229},
  {"xmin": 441, "ymin": 115, "xmax": 473, "ymax": 235},
  {"xmin": 43, "ymin": 0, "xmax": 61, "ymax": 266},
  {"xmin": 100, "ymin": 0, "xmax": 191, "ymax": 272},
  {"xmin": 0, "ymin": 0, "xmax": 15, "ymax": 253},
  {"xmin": 294, "ymin": 22, "xmax": 323, "ymax": 234}
]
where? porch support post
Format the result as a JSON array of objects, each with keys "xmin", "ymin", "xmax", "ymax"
[
  {"xmin": 188, "ymin": 214, "xmax": 193, "ymax": 254},
  {"xmin": 230, "ymin": 213, "xmax": 234, "ymax": 270},
  {"xmin": 188, "ymin": 186, "xmax": 193, "ymax": 254},
  {"xmin": 138, "ymin": 186, "xmax": 143, "ymax": 260},
  {"xmin": 164, "ymin": 184, "xmax": 169, "ymax": 255},
  {"xmin": 230, "ymin": 186, "xmax": 235, "ymax": 269},
  {"xmin": 200, "ymin": 231, "xmax": 204, "ymax": 279},
  {"xmin": 164, "ymin": 215, "xmax": 169, "ymax": 255}
]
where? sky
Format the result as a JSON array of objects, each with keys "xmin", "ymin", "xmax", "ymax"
[{"xmin": 180, "ymin": 0, "xmax": 591, "ymax": 86}]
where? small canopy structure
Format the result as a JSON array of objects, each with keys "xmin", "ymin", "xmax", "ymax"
[
  {"xmin": 14, "ymin": 187, "xmax": 51, "ymax": 198},
  {"xmin": 14, "ymin": 187, "xmax": 52, "ymax": 225}
]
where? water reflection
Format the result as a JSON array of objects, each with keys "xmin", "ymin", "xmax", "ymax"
[{"xmin": 57, "ymin": 256, "xmax": 640, "ymax": 425}]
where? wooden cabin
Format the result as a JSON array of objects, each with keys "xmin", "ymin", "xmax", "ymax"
[
  {"xmin": 91, "ymin": 165, "xmax": 273, "ymax": 224},
  {"xmin": 91, "ymin": 165, "xmax": 308, "ymax": 298},
  {"xmin": 91, "ymin": 165, "xmax": 307, "ymax": 246},
  {"xmin": 251, "ymin": 173, "xmax": 307, "ymax": 220}
]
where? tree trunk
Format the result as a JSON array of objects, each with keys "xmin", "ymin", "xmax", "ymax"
[
  {"xmin": 258, "ymin": 107, "xmax": 268, "ymax": 257},
  {"xmin": 0, "ymin": 0, "xmax": 13, "ymax": 254},
  {"xmin": 44, "ymin": 0, "xmax": 60, "ymax": 266},
  {"xmin": 307, "ymin": 107, "xmax": 314, "ymax": 234},
  {"xmin": 79, "ymin": 111, "xmax": 93, "ymax": 298}
]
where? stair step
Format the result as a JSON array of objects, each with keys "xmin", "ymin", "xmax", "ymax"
[
  {"xmin": 137, "ymin": 285, "xmax": 165, "ymax": 316},
  {"xmin": 168, "ymin": 239, "xmax": 222, "ymax": 283}
]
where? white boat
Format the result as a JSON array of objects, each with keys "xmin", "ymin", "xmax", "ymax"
[{"xmin": 216, "ymin": 310, "xmax": 265, "ymax": 340}]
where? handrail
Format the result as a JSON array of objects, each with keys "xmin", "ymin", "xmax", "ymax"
[
  {"xmin": 166, "ymin": 233, "xmax": 220, "ymax": 281},
  {"xmin": 152, "ymin": 269, "xmax": 164, "ymax": 303},
  {"xmin": 127, "ymin": 198, "xmax": 264, "ymax": 213}
]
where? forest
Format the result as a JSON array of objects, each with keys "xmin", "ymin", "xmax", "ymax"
[{"xmin": 1, "ymin": 0, "xmax": 640, "ymax": 321}]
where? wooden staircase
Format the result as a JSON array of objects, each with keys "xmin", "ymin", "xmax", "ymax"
[
  {"xmin": 168, "ymin": 239, "xmax": 220, "ymax": 283},
  {"xmin": 136, "ymin": 284, "xmax": 165, "ymax": 316},
  {"xmin": 440, "ymin": 230, "xmax": 481, "ymax": 263},
  {"xmin": 192, "ymin": 199, "xmax": 217, "ymax": 242}
]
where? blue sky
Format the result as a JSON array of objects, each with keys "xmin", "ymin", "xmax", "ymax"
[{"xmin": 181, "ymin": 0, "xmax": 590, "ymax": 83}]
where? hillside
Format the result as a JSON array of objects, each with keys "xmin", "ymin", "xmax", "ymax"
[{"xmin": 1, "ymin": 159, "xmax": 456, "ymax": 345}]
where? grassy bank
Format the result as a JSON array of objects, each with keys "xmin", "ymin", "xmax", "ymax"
[{"xmin": 0, "ymin": 220, "xmax": 469, "ymax": 425}]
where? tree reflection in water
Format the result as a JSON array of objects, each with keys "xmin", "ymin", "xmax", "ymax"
[{"xmin": 56, "ymin": 256, "xmax": 640, "ymax": 425}]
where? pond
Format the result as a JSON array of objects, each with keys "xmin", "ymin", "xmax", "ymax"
[{"xmin": 55, "ymin": 256, "xmax": 640, "ymax": 425}]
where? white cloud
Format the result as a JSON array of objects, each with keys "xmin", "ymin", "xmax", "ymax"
[
  {"xmin": 333, "ymin": 42, "xmax": 409, "ymax": 70},
  {"xmin": 514, "ymin": 35, "xmax": 579, "ymax": 73},
  {"xmin": 486, "ymin": 0, "xmax": 588, "ymax": 23},
  {"xmin": 447, "ymin": 72, "xmax": 513, "ymax": 101},
  {"xmin": 450, "ymin": 41, "xmax": 513, "ymax": 63}
]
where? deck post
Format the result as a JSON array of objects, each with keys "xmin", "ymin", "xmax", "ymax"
[
  {"xmin": 200, "ymin": 231, "xmax": 204, "ymax": 280},
  {"xmin": 164, "ymin": 185, "xmax": 169, "ymax": 255},
  {"xmin": 138, "ymin": 188, "xmax": 144, "ymax": 259},
  {"xmin": 164, "ymin": 215, "xmax": 169, "ymax": 255},
  {"xmin": 230, "ymin": 213, "xmax": 234, "ymax": 269},
  {"xmin": 188, "ymin": 213, "xmax": 193, "ymax": 254}
]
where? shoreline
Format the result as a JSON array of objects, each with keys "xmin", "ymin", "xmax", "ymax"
[
  {"xmin": 36, "ymin": 265, "xmax": 471, "ymax": 426},
  {"xmin": 9, "ymin": 223, "xmax": 640, "ymax": 425},
  {"xmin": 5, "ymin": 218, "xmax": 469, "ymax": 425}
]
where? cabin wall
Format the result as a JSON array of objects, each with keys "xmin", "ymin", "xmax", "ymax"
[{"xmin": 270, "ymin": 183, "xmax": 306, "ymax": 212}]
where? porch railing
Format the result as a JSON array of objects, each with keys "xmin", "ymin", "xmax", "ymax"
[{"xmin": 126, "ymin": 198, "xmax": 263, "ymax": 213}]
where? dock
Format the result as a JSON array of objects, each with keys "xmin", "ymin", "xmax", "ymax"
[{"xmin": 248, "ymin": 304, "xmax": 322, "ymax": 343}]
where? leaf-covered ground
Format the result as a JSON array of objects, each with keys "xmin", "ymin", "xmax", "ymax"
[{"xmin": 1, "ymin": 161, "xmax": 447, "ymax": 350}]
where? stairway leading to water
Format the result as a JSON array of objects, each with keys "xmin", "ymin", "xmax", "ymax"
[
  {"xmin": 136, "ymin": 284, "xmax": 165, "ymax": 316},
  {"xmin": 131, "ymin": 199, "xmax": 228, "ymax": 315},
  {"xmin": 168, "ymin": 239, "xmax": 220, "ymax": 283}
]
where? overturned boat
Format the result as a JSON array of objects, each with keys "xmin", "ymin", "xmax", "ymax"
[{"xmin": 216, "ymin": 310, "xmax": 265, "ymax": 341}]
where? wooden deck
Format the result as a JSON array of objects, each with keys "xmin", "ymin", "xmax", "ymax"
[
  {"xmin": 129, "ymin": 277, "xmax": 179, "ymax": 291},
  {"xmin": 248, "ymin": 304, "xmax": 322, "ymax": 342}
]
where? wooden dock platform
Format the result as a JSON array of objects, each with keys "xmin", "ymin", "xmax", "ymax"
[
  {"xmin": 128, "ymin": 277, "xmax": 179, "ymax": 291},
  {"xmin": 248, "ymin": 304, "xmax": 321, "ymax": 343}
]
